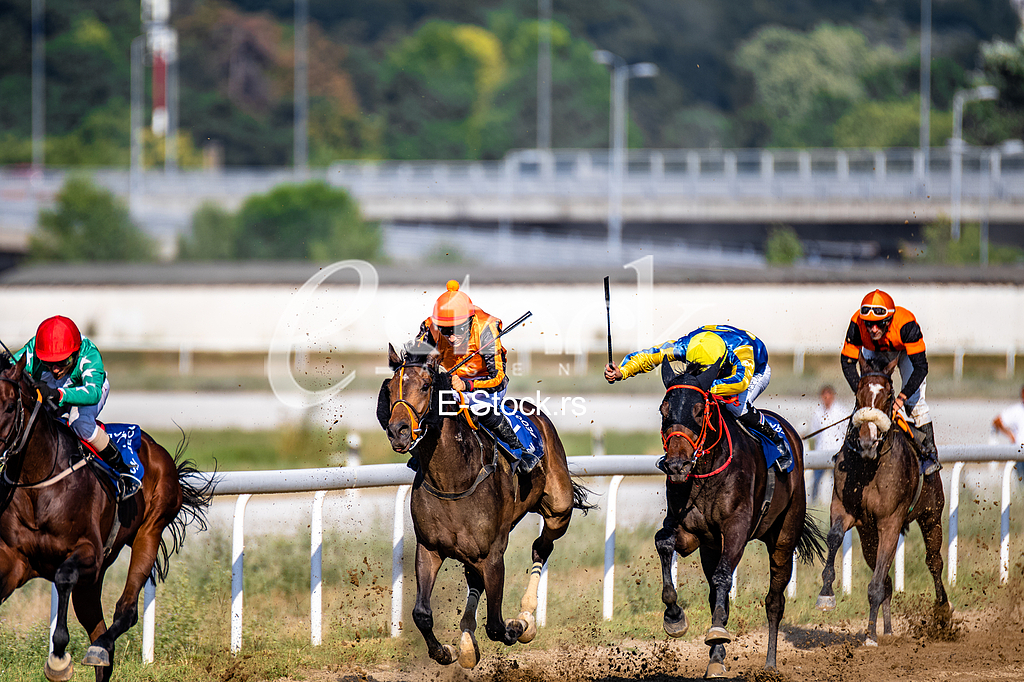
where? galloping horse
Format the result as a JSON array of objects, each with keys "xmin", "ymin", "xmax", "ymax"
[
  {"xmin": 378, "ymin": 344, "xmax": 592, "ymax": 668},
  {"xmin": 0, "ymin": 356, "xmax": 212, "ymax": 682},
  {"xmin": 655, "ymin": 363, "xmax": 824, "ymax": 678},
  {"xmin": 816, "ymin": 354, "xmax": 951, "ymax": 645}
]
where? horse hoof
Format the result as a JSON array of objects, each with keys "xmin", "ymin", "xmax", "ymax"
[
  {"xmin": 457, "ymin": 631, "xmax": 480, "ymax": 669},
  {"xmin": 438, "ymin": 644, "xmax": 458, "ymax": 666},
  {"xmin": 934, "ymin": 601, "xmax": 953, "ymax": 628},
  {"xmin": 44, "ymin": 653, "xmax": 74, "ymax": 682},
  {"xmin": 664, "ymin": 612, "xmax": 689, "ymax": 638},
  {"xmin": 704, "ymin": 626, "xmax": 732, "ymax": 645},
  {"xmin": 817, "ymin": 595, "xmax": 837, "ymax": 611},
  {"xmin": 705, "ymin": 661, "xmax": 728, "ymax": 678},
  {"xmin": 82, "ymin": 645, "xmax": 111, "ymax": 667},
  {"xmin": 516, "ymin": 612, "xmax": 537, "ymax": 643},
  {"xmin": 864, "ymin": 637, "xmax": 878, "ymax": 648},
  {"xmin": 504, "ymin": 617, "xmax": 527, "ymax": 644}
]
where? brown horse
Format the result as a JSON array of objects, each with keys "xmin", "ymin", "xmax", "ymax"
[
  {"xmin": 377, "ymin": 344, "xmax": 592, "ymax": 668},
  {"xmin": 655, "ymin": 364, "xmax": 825, "ymax": 678},
  {"xmin": 0, "ymin": 356, "xmax": 212, "ymax": 682},
  {"xmin": 816, "ymin": 354, "xmax": 951, "ymax": 645}
]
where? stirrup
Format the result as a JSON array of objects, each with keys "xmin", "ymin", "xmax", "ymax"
[{"xmin": 922, "ymin": 459, "xmax": 941, "ymax": 476}]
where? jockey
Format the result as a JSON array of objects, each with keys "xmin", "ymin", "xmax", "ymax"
[
  {"xmin": 605, "ymin": 324, "xmax": 792, "ymax": 471},
  {"xmin": 414, "ymin": 281, "xmax": 537, "ymax": 471},
  {"xmin": 841, "ymin": 289, "xmax": 940, "ymax": 476},
  {"xmin": 12, "ymin": 316, "xmax": 136, "ymax": 486}
]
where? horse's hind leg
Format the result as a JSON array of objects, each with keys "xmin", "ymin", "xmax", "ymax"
[
  {"xmin": 72, "ymin": 581, "xmax": 113, "ymax": 682},
  {"xmin": 518, "ymin": 503, "xmax": 572, "ymax": 643},
  {"xmin": 817, "ymin": 511, "xmax": 854, "ymax": 610},
  {"xmin": 456, "ymin": 568, "xmax": 483, "ymax": 669},
  {"xmin": 412, "ymin": 544, "xmax": 457, "ymax": 665},
  {"xmin": 919, "ymin": 510, "xmax": 952, "ymax": 629},
  {"xmin": 861, "ymin": 523, "xmax": 899, "ymax": 646}
]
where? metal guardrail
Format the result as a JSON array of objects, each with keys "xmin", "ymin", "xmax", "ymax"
[{"xmin": 45, "ymin": 445, "xmax": 1020, "ymax": 662}]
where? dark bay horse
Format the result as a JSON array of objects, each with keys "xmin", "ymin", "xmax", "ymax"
[
  {"xmin": 816, "ymin": 354, "xmax": 951, "ymax": 645},
  {"xmin": 378, "ymin": 344, "xmax": 592, "ymax": 668},
  {"xmin": 0, "ymin": 356, "xmax": 212, "ymax": 682},
  {"xmin": 655, "ymin": 364, "xmax": 824, "ymax": 678}
]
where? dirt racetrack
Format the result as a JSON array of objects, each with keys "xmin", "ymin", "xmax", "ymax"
[{"xmin": 285, "ymin": 599, "xmax": 1024, "ymax": 682}]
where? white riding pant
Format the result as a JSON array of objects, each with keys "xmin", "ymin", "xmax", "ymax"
[{"xmin": 724, "ymin": 364, "xmax": 771, "ymax": 418}]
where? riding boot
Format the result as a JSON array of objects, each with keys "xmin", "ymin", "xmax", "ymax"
[
  {"xmin": 737, "ymin": 404, "xmax": 792, "ymax": 472},
  {"xmin": 914, "ymin": 422, "xmax": 942, "ymax": 476},
  {"xmin": 482, "ymin": 411, "xmax": 538, "ymax": 473},
  {"xmin": 98, "ymin": 442, "xmax": 132, "ymax": 477}
]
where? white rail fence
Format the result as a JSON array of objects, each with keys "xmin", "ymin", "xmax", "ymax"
[{"xmin": 50, "ymin": 445, "xmax": 1022, "ymax": 662}]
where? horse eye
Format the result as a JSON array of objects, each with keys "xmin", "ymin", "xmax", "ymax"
[{"xmin": 3, "ymin": 403, "xmax": 14, "ymax": 413}]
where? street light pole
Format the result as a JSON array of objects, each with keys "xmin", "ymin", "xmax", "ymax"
[
  {"xmin": 592, "ymin": 50, "xmax": 657, "ymax": 263},
  {"xmin": 951, "ymin": 85, "xmax": 997, "ymax": 241}
]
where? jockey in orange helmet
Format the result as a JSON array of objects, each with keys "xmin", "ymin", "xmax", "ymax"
[
  {"xmin": 413, "ymin": 281, "xmax": 536, "ymax": 471},
  {"xmin": 11, "ymin": 316, "xmax": 138, "ymax": 488},
  {"xmin": 841, "ymin": 289, "xmax": 940, "ymax": 476}
]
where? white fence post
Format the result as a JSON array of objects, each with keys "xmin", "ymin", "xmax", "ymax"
[
  {"xmin": 311, "ymin": 490, "xmax": 327, "ymax": 646},
  {"xmin": 143, "ymin": 577, "xmax": 156, "ymax": 663},
  {"xmin": 842, "ymin": 530, "xmax": 852, "ymax": 595},
  {"xmin": 602, "ymin": 475, "xmax": 624, "ymax": 621},
  {"xmin": 391, "ymin": 485, "xmax": 411, "ymax": 637},
  {"xmin": 1001, "ymin": 461, "xmax": 1016, "ymax": 583},
  {"xmin": 895, "ymin": 533, "xmax": 905, "ymax": 592},
  {"xmin": 948, "ymin": 462, "xmax": 965, "ymax": 586},
  {"xmin": 231, "ymin": 494, "xmax": 251, "ymax": 655}
]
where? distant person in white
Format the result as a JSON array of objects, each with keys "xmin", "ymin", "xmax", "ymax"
[
  {"xmin": 805, "ymin": 384, "xmax": 848, "ymax": 502},
  {"xmin": 992, "ymin": 384, "xmax": 1024, "ymax": 479}
]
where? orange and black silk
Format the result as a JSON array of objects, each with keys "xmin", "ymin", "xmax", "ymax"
[
  {"xmin": 416, "ymin": 308, "xmax": 508, "ymax": 393},
  {"xmin": 840, "ymin": 306, "xmax": 928, "ymax": 397}
]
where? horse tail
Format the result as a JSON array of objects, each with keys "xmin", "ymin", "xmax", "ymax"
[
  {"xmin": 796, "ymin": 508, "xmax": 827, "ymax": 565},
  {"xmin": 153, "ymin": 433, "xmax": 215, "ymax": 582},
  {"xmin": 570, "ymin": 477, "xmax": 598, "ymax": 515}
]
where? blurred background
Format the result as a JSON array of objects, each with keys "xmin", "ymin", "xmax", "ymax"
[{"xmin": 2, "ymin": 0, "xmax": 1024, "ymax": 470}]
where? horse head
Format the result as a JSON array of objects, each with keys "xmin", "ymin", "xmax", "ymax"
[
  {"xmin": 0, "ymin": 356, "xmax": 35, "ymax": 478},
  {"xmin": 658, "ymin": 360, "xmax": 721, "ymax": 483},
  {"xmin": 850, "ymin": 354, "xmax": 899, "ymax": 459},
  {"xmin": 378, "ymin": 342, "xmax": 453, "ymax": 454}
]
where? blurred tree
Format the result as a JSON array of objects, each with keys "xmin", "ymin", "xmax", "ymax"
[
  {"xmin": 233, "ymin": 181, "xmax": 380, "ymax": 260},
  {"xmin": 764, "ymin": 224, "xmax": 803, "ymax": 265},
  {"xmin": 909, "ymin": 220, "xmax": 1024, "ymax": 265},
  {"xmin": 30, "ymin": 176, "xmax": 156, "ymax": 262},
  {"xmin": 834, "ymin": 98, "xmax": 953, "ymax": 147},
  {"xmin": 177, "ymin": 202, "xmax": 238, "ymax": 260},
  {"xmin": 978, "ymin": 30, "xmax": 1024, "ymax": 144}
]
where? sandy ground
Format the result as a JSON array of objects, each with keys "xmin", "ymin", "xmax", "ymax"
[{"xmin": 278, "ymin": 600, "xmax": 1024, "ymax": 682}]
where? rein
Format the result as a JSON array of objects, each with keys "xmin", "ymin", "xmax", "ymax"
[
  {"xmin": 0, "ymin": 377, "xmax": 58, "ymax": 487},
  {"xmin": 662, "ymin": 384, "xmax": 734, "ymax": 479}
]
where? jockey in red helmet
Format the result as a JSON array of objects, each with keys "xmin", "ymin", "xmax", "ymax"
[
  {"xmin": 12, "ymin": 316, "xmax": 137, "ymax": 489},
  {"xmin": 841, "ymin": 289, "xmax": 940, "ymax": 476},
  {"xmin": 412, "ymin": 280, "xmax": 535, "ymax": 472}
]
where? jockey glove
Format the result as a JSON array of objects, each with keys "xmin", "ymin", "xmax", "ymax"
[{"xmin": 37, "ymin": 383, "xmax": 62, "ymax": 411}]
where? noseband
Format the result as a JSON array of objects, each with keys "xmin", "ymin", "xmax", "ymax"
[
  {"xmin": 661, "ymin": 384, "xmax": 733, "ymax": 478},
  {"xmin": 389, "ymin": 363, "xmax": 434, "ymax": 450}
]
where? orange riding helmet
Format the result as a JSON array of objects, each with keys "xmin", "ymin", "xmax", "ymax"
[
  {"xmin": 35, "ymin": 315, "xmax": 82, "ymax": 362},
  {"xmin": 431, "ymin": 280, "xmax": 473, "ymax": 327},
  {"xmin": 859, "ymin": 289, "xmax": 895, "ymax": 323}
]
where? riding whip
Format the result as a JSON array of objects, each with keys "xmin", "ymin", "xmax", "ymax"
[
  {"xmin": 445, "ymin": 310, "xmax": 532, "ymax": 376},
  {"xmin": 802, "ymin": 414, "xmax": 851, "ymax": 440},
  {"xmin": 604, "ymin": 276, "xmax": 613, "ymax": 367}
]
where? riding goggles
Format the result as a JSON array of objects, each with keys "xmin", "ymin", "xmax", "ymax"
[
  {"xmin": 42, "ymin": 356, "xmax": 76, "ymax": 374},
  {"xmin": 438, "ymin": 322, "xmax": 471, "ymax": 338},
  {"xmin": 860, "ymin": 305, "xmax": 893, "ymax": 317}
]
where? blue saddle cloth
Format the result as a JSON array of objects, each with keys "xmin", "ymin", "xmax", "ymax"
[
  {"xmin": 484, "ymin": 406, "xmax": 544, "ymax": 464},
  {"xmin": 93, "ymin": 423, "xmax": 145, "ymax": 498},
  {"xmin": 748, "ymin": 414, "xmax": 794, "ymax": 474}
]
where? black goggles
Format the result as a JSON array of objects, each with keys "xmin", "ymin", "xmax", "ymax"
[
  {"xmin": 438, "ymin": 322, "xmax": 470, "ymax": 338},
  {"xmin": 860, "ymin": 305, "xmax": 892, "ymax": 317},
  {"xmin": 43, "ymin": 356, "xmax": 75, "ymax": 372}
]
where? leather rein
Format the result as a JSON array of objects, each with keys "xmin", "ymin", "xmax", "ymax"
[
  {"xmin": 391, "ymin": 362, "xmax": 496, "ymax": 501},
  {"xmin": 661, "ymin": 384, "xmax": 734, "ymax": 479},
  {"xmin": 0, "ymin": 376, "xmax": 92, "ymax": 490}
]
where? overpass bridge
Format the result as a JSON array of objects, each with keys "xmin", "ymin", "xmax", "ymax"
[{"xmin": 2, "ymin": 146, "xmax": 1023, "ymax": 259}]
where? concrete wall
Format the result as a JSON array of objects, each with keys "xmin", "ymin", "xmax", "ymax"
[{"xmin": 1, "ymin": 276, "xmax": 1021, "ymax": 359}]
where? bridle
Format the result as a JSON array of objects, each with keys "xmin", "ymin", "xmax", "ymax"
[
  {"xmin": 389, "ymin": 362, "xmax": 434, "ymax": 451},
  {"xmin": 661, "ymin": 384, "xmax": 734, "ymax": 479},
  {"xmin": 850, "ymin": 370, "xmax": 896, "ymax": 454}
]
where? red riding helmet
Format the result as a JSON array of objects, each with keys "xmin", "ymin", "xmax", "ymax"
[
  {"xmin": 35, "ymin": 316, "xmax": 82, "ymax": 362},
  {"xmin": 431, "ymin": 280, "xmax": 473, "ymax": 327},
  {"xmin": 859, "ymin": 289, "xmax": 895, "ymax": 322}
]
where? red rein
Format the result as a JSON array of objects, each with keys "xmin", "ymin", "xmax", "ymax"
[{"xmin": 661, "ymin": 384, "xmax": 734, "ymax": 478}]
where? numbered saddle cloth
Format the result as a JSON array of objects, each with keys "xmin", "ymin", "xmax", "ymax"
[{"xmin": 486, "ymin": 403, "xmax": 543, "ymax": 465}]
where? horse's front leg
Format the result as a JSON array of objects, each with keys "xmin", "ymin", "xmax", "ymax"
[
  {"xmin": 655, "ymin": 520, "xmax": 697, "ymax": 638},
  {"xmin": 817, "ymin": 509, "xmax": 854, "ymax": 610},
  {"xmin": 46, "ymin": 557, "xmax": 90, "ymax": 682},
  {"xmin": 71, "ymin": 579, "xmax": 112, "ymax": 682},
  {"xmin": 701, "ymin": 534, "xmax": 747, "ymax": 679},
  {"xmin": 412, "ymin": 544, "xmax": 457, "ymax": 666},
  {"xmin": 455, "ymin": 568, "xmax": 483, "ymax": 669}
]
